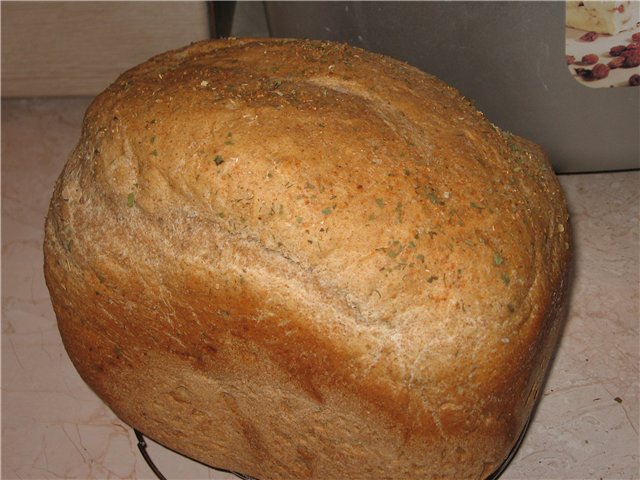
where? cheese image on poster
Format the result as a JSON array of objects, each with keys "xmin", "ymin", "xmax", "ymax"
[{"xmin": 566, "ymin": 1, "xmax": 639, "ymax": 34}]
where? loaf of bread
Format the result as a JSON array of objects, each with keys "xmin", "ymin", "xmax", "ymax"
[{"xmin": 44, "ymin": 38, "xmax": 570, "ymax": 479}]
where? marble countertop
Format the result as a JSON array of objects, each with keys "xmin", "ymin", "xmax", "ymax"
[{"xmin": 2, "ymin": 97, "xmax": 638, "ymax": 480}]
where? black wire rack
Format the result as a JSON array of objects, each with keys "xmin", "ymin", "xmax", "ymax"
[
  {"xmin": 134, "ymin": 429, "xmax": 257, "ymax": 480},
  {"xmin": 134, "ymin": 417, "xmax": 530, "ymax": 480}
]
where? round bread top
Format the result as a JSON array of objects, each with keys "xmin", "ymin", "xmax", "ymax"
[{"xmin": 66, "ymin": 38, "xmax": 569, "ymax": 415}]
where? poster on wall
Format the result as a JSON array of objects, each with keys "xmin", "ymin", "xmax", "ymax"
[{"xmin": 565, "ymin": 1, "xmax": 640, "ymax": 87}]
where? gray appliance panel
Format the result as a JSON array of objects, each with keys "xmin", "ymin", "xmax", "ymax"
[{"xmin": 265, "ymin": 1, "xmax": 640, "ymax": 173}]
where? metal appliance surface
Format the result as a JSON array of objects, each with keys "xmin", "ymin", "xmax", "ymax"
[{"xmin": 265, "ymin": 1, "xmax": 640, "ymax": 173}]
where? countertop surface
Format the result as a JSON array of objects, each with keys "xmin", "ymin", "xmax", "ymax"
[{"xmin": 2, "ymin": 97, "xmax": 638, "ymax": 480}]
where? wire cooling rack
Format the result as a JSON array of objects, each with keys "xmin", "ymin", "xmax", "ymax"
[
  {"xmin": 133, "ymin": 429, "xmax": 257, "ymax": 480},
  {"xmin": 134, "ymin": 417, "xmax": 530, "ymax": 480}
]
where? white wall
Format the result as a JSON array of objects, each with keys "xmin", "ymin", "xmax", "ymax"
[{"xmin": 1, "ymin": 2, "xmax": 210, "ymax": 97}]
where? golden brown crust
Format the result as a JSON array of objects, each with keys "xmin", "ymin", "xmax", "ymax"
[{"xmin": 44, "ymin": 38, "xmax": 571, "ymax": 479}]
